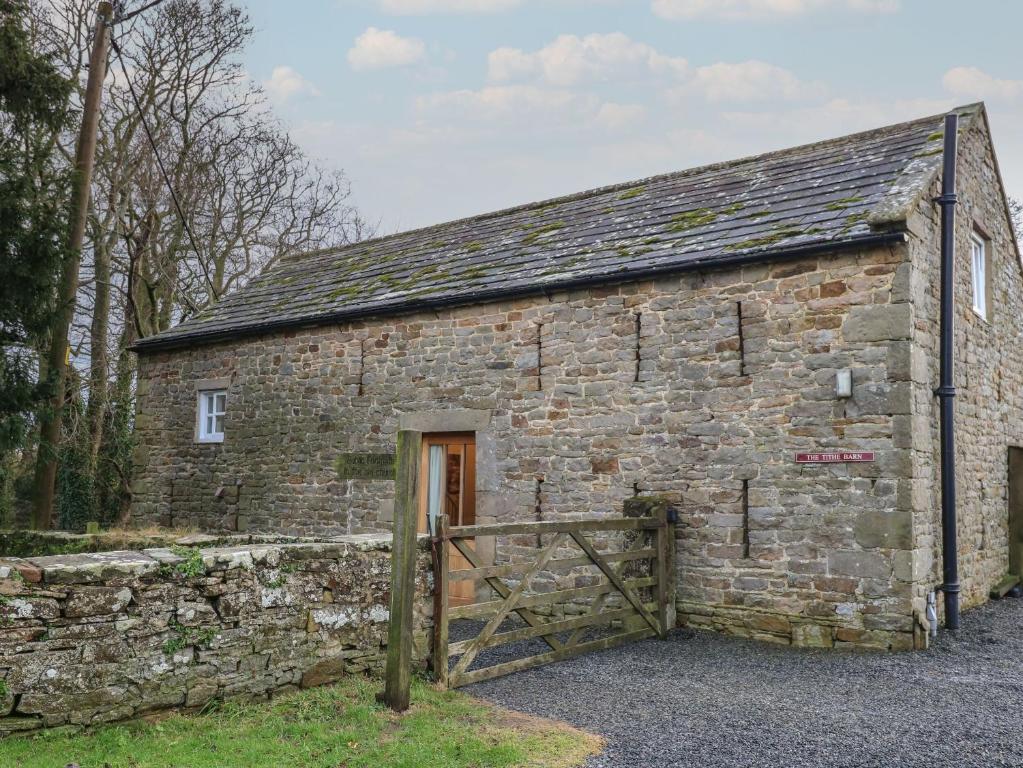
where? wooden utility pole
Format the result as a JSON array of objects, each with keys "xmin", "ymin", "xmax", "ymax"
[{"xmin": 31, "ymin": 1, "xmax": 114, "ymax": 530}]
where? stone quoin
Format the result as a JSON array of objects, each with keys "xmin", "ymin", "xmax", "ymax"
[{"xmin": 128, "ymin": 103, "xmax": 1023, "ymax": 652}]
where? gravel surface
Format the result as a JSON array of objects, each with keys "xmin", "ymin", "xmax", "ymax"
[{"xmin": 466, "ymin": 598, "xmax": 1023, "ymax": 767}]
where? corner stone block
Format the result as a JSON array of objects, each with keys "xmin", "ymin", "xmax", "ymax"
[
  {"xmin": 827, "ymin": 549, "xmax": 891, "ymax": 580},
  {"xmin": 854, "ymin": 509, "xmax": 912, "ymax": 550},
  {"xmin": 842, "ymin": 304, "xmax": 911, "ymax": 342},
  {"xmin": 893, "ymin": 548, "xmax": 933, "ymax": 583}
]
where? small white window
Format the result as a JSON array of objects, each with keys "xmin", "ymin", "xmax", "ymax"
[
  {"xmin": 197, "ymin": 389, "xmax": 226, "ymax": 443},
  {"xmin": 970, "ymin": 232, "xmax": 988, "ymax": 320}
]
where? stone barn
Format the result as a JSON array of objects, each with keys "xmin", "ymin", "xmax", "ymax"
[{"xmin": 131, "ymin": 102, "xmax": 1023, "ymax": 651}]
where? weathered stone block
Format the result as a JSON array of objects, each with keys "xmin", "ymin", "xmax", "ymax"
[
  {"xmin": 64, "ymin": 587, "xmax": 133, "ymax": 618},
  {"xmin": 827, "ymin": 550, "xmax": 890, "ymax": 580},
  {"xmin": 842, "ymin": 304, "xmax": 911, "ymax": 342},
  {"xmin": 854, "ymin": 510, "xmax": 912, "ymax": 550}
]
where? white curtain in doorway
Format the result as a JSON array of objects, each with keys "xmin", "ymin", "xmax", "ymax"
[{"xmin": 427, "ymin": 444, "xmax": 444, "ymax": 534}]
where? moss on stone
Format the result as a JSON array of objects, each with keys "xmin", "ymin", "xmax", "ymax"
[
  {"xmin": 328, "ymin": 285, "xmax": 361, "ymax": 302},
  {"xmin": 825, "ymin": 195, "xmax": 865, "ymax": 211},
  {"xmin": 668, "ymin": 203, "xmax": 745, "ymax": 233},
  {"xmin": 725, "ymin": 225, "xmax": 820, "ymax": 252},
  {"xmin": 521, "ymin": 221, "xmax": 566, "ymax": 245},
  {"xmin": 618, "ymin": 186, "xmax": 645, "ymax": 200},
  {"xmin": 668, "ymin": 208, "xmax": 718, "ymax": 232}
]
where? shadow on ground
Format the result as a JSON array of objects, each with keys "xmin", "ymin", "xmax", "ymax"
[{"xmin": 466, "ymin": 597, "xmax": 1023, "ymax": 768}]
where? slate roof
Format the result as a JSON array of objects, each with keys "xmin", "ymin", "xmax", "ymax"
[{"xmin": 135, "ymin": 103, "xmax": 982, "ymax": 352}]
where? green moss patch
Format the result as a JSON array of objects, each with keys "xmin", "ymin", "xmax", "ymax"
[
  {"xmin": 725, "ymin": 225, "xmax": 822, "ymax": 252},
  {"xmin": 522, "ymin": 221, "xmax": 567, "ymax": 245},
  {"xmin": 824, "ymin": 195, "xmax": 865, "ymax": 211},
  {"xmin": 668, "ymin": 202, "xmax": 745, "ymax": 233}
]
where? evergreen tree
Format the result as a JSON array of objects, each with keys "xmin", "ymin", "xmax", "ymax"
[{"xmin": 0, "ymin": 0, "xmax": 73, "ymax": 452}]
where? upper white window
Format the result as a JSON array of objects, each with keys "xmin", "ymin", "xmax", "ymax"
[
  {"xmin": 197, "ymin": 389, "xmax": 227, "ymax": 443},
  {"xmin": 970, "ymin": 232, "xmax": 988, "ymax": 320}
]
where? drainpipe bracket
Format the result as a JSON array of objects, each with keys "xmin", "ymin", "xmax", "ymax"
[{"xmin": 933, "ymin": 385, "xmax": 957, "ymax": 397}]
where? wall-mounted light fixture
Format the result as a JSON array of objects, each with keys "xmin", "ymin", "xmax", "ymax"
[{"xmin": 836, "ymin": 368, "xmax": 853, "ymax": 398}]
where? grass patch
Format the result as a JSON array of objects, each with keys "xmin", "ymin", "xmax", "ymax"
[{"xmin": 2, "ymin": 676, "xmax": 602, "ymax": 768}]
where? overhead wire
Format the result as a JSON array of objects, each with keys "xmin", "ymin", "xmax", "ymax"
[{"xmin": 108, "ymin": 33, "xmax": 218, "ymax": 303}]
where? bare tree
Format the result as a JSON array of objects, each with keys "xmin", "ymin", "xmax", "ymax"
[{"xmin": 26, "ymin": 0, "xmax": 367, "ymax": 527}]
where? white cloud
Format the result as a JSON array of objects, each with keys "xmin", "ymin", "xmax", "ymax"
[
  {"xmin": 378, "ymin": 0, "xmax": 521, "ymax": 11},
  {"xmin": 652, "ymin": 0, "xmax": 898, "ymax": 21},
  {"xmin": 685, "ymin": 60, "xmax": 825, "ymax": 102},
  {"xmin": 487, "ymin": 33, "xmax": 687, "ymax": 86},
  {"xmin": 595, "ymin": 102, "xmax": 647, "ymax": 130},
  {"xmin": 262, "ymin": 66, "xmax": 320, "ymax": 103},
  {"xmin": 943, "ymin": 67, "xmax": 1023, "ymax": 103},
  {"xmin": 417, "ymin": 84, "xmax": 599, "ymax": 122},
  {"xmin": 347, "ymin": 27, "xmax": 426, "ymax": 71}
]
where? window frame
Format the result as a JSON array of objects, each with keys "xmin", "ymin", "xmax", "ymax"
[
  {"xmin": 970, "ymin": 230, "xmax": 990, "ymax": 321},
  {"xmin": 196, "ymin": 387, "xmax": 227, "ymax": 444}
]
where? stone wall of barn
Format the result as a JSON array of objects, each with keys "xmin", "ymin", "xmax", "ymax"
[
  {"xmin": 134, "ymin": 238, "xmax": 928, "ymax": 650},
  {"xmin": 906, "ymin": 116, "xmax": 1023, "ymax": 615},
  {"xmin": 0, "ymin": 536, "xmax": 432, "ymax": 734}
]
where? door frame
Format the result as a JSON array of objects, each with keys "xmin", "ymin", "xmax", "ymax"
[
  {"xmin": 417, "ymin": 432, "xmax": 477, "ymax": 535},
  {"xmin": 418, "ymin": 432, "xmax": 478, "ymax": 606}
]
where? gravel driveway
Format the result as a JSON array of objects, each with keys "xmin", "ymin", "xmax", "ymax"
[{"xmin": 466, "ymin": 598, "xmax": 1023, "ymax": 767}]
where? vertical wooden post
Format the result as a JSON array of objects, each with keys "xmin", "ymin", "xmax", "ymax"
[
  {"xmin": 432, "ymin": 513, "xmax": 450, "ymax": 688},
  {"xmin": 382, "ymin": 430, "xmax": 422, "ymax": 712},
  {"xmin": 654, "ymin": 503, "xmax": 676, "ymax": 639}
]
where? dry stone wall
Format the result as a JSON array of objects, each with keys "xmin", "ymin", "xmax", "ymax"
[
  {"xmin": 0, "ymin": 536, "xmax": 432, "ymax": 734},
  {"xmin": 135, "ymin": 238, "xmax": 928, "ymax": 651}
]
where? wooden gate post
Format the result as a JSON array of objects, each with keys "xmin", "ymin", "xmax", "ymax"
[
  {"xmin": 432, "ymin": 513, "xmax": 450, "ymax": 688},
  {"xmin": 654, "ymin": 501, "xmax": 677, "ymax": 638},
  {"xmin": 382, "ymin": 429, "xmax": 422, "ymax": 712}
]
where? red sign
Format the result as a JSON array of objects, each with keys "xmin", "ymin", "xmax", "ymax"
[{"xmin": 795, "ymin": 451, "xmax": 875, "ymax": 464}]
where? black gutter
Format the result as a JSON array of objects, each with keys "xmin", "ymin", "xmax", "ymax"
[
  {"xmin": 131, "ymin": 230, "xmax": 908, "ymax": 353},
  {"xmin": 935, "ymin": 112, "xmax": 960, "ymax": 631}
]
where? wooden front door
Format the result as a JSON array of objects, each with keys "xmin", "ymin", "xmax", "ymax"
[{"xmin": 419, "ymin": 433, "xmax": 476, "ymax": 605}]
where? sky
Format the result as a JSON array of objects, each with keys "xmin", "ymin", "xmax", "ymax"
[{"xmin": 240, "ymin": 0, "xmax": 1023, "ymax": 235}]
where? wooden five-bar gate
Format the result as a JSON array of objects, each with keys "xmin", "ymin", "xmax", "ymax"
[
  {"xmin": 380, "ymin": 430, "xmax": 677, "ymax": 710},
  {"xmin": 431, "ymin": 507, "xmax": 676, "ymax": 688}
]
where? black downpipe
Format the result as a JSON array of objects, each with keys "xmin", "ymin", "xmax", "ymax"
[{"xmin": 936, "ymin": 112, "xmax": 960, "ymax": 631}]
